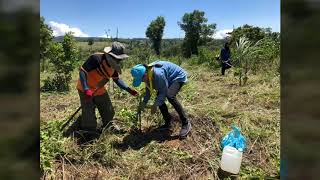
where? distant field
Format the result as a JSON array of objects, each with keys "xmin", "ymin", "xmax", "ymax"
[{"xmin": 76, "ymin": 41, "xmax": 112, "ymax": 53}]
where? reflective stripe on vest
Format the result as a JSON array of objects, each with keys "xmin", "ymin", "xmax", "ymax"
[
  {"xmin": 77, "ymin": 53, "xmax": 115, "ymax": 95},
  {"xmin": 98, "ymin": 59, "xmax": 112, "ymax": 78}
]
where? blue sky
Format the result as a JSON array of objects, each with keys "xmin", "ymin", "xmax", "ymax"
[{"xmin": 40, "ymin": 0, "xmax": 280, "ymax": 39}]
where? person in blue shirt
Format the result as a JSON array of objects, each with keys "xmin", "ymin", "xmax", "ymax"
[
  {"xmin": 220, "ymin": 42, "xmax": 232, "ymax": 75},
  {"xmin": 131, "ymin": 60, "xmax": 191, "ymax": 137}
]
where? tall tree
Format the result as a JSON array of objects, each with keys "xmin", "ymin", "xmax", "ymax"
[
  {"xmin": 229, "ymin": 24, "xmax": 266, "ymax": 47},
  {"xmin": 146, "ymin": 16, "xmax": 166, "ymax": 55},
  {"xmin": 40, "ymin": 16, "xmax": 53, "ymax": 71},
  {"xmin": 178, "ymin": 10, "xmax": 216, "ymax": 58}
]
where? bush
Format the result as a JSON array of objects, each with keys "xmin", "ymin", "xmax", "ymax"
[
  {"xmin": 122, "ymin": 45, "xmax": 154, "ymax": 68},
  {"xmin": 41, "ymin": 33, "xmax": 79, "ymax": 92},
  {"xmin": 198, "ymin": 47, "xmax": 218, "ymax": 68},
  {"xmin": 231, "ymin": 35, "xmax": 280, "ymax": 76},
  {"xmin": 161, "ymin": 43, "xmax": 182, "ymax": 58},
  {"xmin": 41, "ymin": 73, "xmax": 72, "ymax": 92},
  {"xmin": 250, "ymin": 37, "xmax": 280, "ymax": 73},
  {"xmin": 233, "ymin": 36, "xmax": 261, "ymax": 85},
  {"xmin": 187, "ymin": 54, "xmax": 200, "ymax": 65},
  {"xmin": 166, "ymin": 56, "xmax": 184, "ymax": 66},
  {"xmin": 185, "ymin": 46, "xmax": 220, "ymax": 69},
  {"xmin": 40, "ymin": 120, "xmax": 66, "ymax": 172}
]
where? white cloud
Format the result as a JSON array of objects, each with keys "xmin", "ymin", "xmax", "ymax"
[
  {"xmin": 213, "ymin": 29, "xmax": 233, "ymax": 39},
  {"xmin": 48, "ymin": 21, "xmax": 89, "ymax": 37}
]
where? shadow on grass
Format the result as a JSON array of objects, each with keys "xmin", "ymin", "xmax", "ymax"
[
  {"xmin": 112, "ymin": 126, "xmax": 180, "ymax": 151},
  {"xmin": 62, "ymin": 115, "xmax": 101, "ymax": 145}
]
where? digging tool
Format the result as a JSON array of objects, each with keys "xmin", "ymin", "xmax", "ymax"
[
  {"xmin": 134, "ymin": 92, "xmax": 155, "ymax": 132},
  {"xmin": 60, "ymin": 88, "xmax": 99, "ymax": 131},
  {"xmin": 222, "ymin": 60, "xmax": 232, "ymax": 67},
  {"xmin": 217, "ymin": 56, "xmax": 232, "ymax": 67},
  {"xmin": 60, "ymin": 105, "xmax": 82, "ymax": 131},
  {"xmin": 135, "ymin": 93, "xmax": 143, "ymax": 132}
]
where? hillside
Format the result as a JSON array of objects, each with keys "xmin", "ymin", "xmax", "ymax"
[{"xmin": 40, "ymin": 64, "xmax": 280, "ymax": 179}]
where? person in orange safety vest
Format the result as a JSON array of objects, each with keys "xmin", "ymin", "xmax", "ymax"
[{"xmin": 76, "ymin": 42, "xmax": 138, "ymax": 135}]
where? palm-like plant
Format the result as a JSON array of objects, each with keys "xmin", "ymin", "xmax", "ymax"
[{"xmin": 234, "ymin": 36, "xmax": 262, "ymax": 85}]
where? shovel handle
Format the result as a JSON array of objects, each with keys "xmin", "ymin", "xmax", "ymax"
[{"xmin": 60, "ymin": 105, "xmax": 81, "ymax": 131}]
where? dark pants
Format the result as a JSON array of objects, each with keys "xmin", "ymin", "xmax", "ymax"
[
  {"xmin": 78, "ymin": 90, "xmax": 114, "ymax": 131},
  {"xmin": 221, "ymin": 61, "xmax": 231, "ymax": 75},
  {"xmin": 158, "ymin": 81, "xmax": 188, "ymax": 126}
]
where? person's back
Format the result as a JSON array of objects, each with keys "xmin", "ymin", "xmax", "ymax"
[
  {"xmin": 220, "ymin": 47, "xmax": 230, "ymax": 61},
  {"xmin": 220, "ymin": 42, "xmax": 232, "ymax": 75},
  {"xmin": 130, "ymin": 60, "xmax": 191, "ymax": 138},
  {"xmin": 150, "ymin": 60, "xmax": 187, "ymax": 86}
]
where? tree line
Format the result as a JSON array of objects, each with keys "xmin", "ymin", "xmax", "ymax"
[{"xmin": 40, "ymin": 10, "xmax": 280, "ymax": 91}]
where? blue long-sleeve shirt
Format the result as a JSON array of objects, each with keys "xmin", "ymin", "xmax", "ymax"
[{"xmin": 143, "ymin": 60, "xmax": 187, "ymax": 106}]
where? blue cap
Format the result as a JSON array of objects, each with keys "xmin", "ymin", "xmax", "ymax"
[{"xmin": 131, "ymin": 64, "xmax": 146, "ymax": 87}]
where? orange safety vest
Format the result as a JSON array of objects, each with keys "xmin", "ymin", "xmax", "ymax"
[{"xmin": 76, "ymin": 53, "xmax": 115, "ymax": 96}]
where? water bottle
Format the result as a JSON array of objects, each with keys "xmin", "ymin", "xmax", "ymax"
[{"xmin": 220, "ymin": 146, "xmax": 243, "ymax": 174}]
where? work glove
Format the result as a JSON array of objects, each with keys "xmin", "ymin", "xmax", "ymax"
[
  {"xmin": 85, "ymin": 89, "xmax": 94, "ymax": 97},
  {"xmin": 128, "ymin": 88, "xmax": 138, "ymax": 96}
]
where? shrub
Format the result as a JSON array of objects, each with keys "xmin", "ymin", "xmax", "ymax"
[
  {"xmin": 198, "ymin": 46, "xmax": 219, "ymax": 68},
  {"xmin": 123, "ymin": 45, "xmax": 153, "ymax": 68},
  {"xmin": 41, "ymin": 33, "xmax": 79, "ymax": 92},
  {"xmin": 233, "ymin": 36, "xmax": 262, "ymax": 85},
  {"xmin": 250, "ymin": 37, "xmax": 280, "ymax": 73},
  {"xmin": 41, "ymin": 73, "xmax": 72, "ymax": 92},
  {"xmin": 166, "ymin": 56, "xmax": 184, "ymax": 66},
  {"xmin": 40, "ymin": 120, "xmax": 66, "ymax": 172},
  {"xmin": 161, "ymin": 43, "xmax": 182, "ymax": 58}
]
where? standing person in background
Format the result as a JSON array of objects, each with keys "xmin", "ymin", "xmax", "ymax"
[
  {"xmin": 220, "ymin": 42, "xmax": 232, "ymax": 75},
  {"xmin": 130, "ymin": 60, "xmax": 191, "ymax": 138},
  {"xmin": 76, "ymin": 42, "xmax": 138, "ymax": 136}
]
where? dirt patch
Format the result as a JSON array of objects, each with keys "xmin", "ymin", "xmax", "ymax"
[{"xmin": 164, "ymin": 139, "xmax": 181, "ymax": 147}]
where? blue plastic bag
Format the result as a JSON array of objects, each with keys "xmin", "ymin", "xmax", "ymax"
[{"xmin": 221, "ymin": 125, "xmax": 246, "ymax": 151}]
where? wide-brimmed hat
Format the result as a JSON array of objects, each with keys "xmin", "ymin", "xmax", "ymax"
[{"xmin": 104, "ymin": 42, "xmax": 129, "ymax": 60}]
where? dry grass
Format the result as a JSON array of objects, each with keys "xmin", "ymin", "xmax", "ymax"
[{"xmin": 40, "ymin": 63, "xmax": 280, "ymax": 179}]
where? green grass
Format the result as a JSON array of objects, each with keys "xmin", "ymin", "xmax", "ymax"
[
  {"xmin": 77, "ymin": 41, "xmax": 111, "ymax": 52},
  {"xmin": 40, "ymin": 62, "xmax": 280, "ymax": 179}
]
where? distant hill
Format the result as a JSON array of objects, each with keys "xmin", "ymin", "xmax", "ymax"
[
  {"xmin": 53, "ymin": 36, "xmax": 109, "ymax": 42},
  {"xmin": 53, "ymin": 36, "xmax": 184, "ymax": 43},
  {"xmin": 52, "ymin": 36, "xmax": 225, "ymax": 49}
]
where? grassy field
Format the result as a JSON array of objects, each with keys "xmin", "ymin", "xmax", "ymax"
[{"xmin": 40, "ymin": 62, "xmax": 280, "ymax": 179}]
